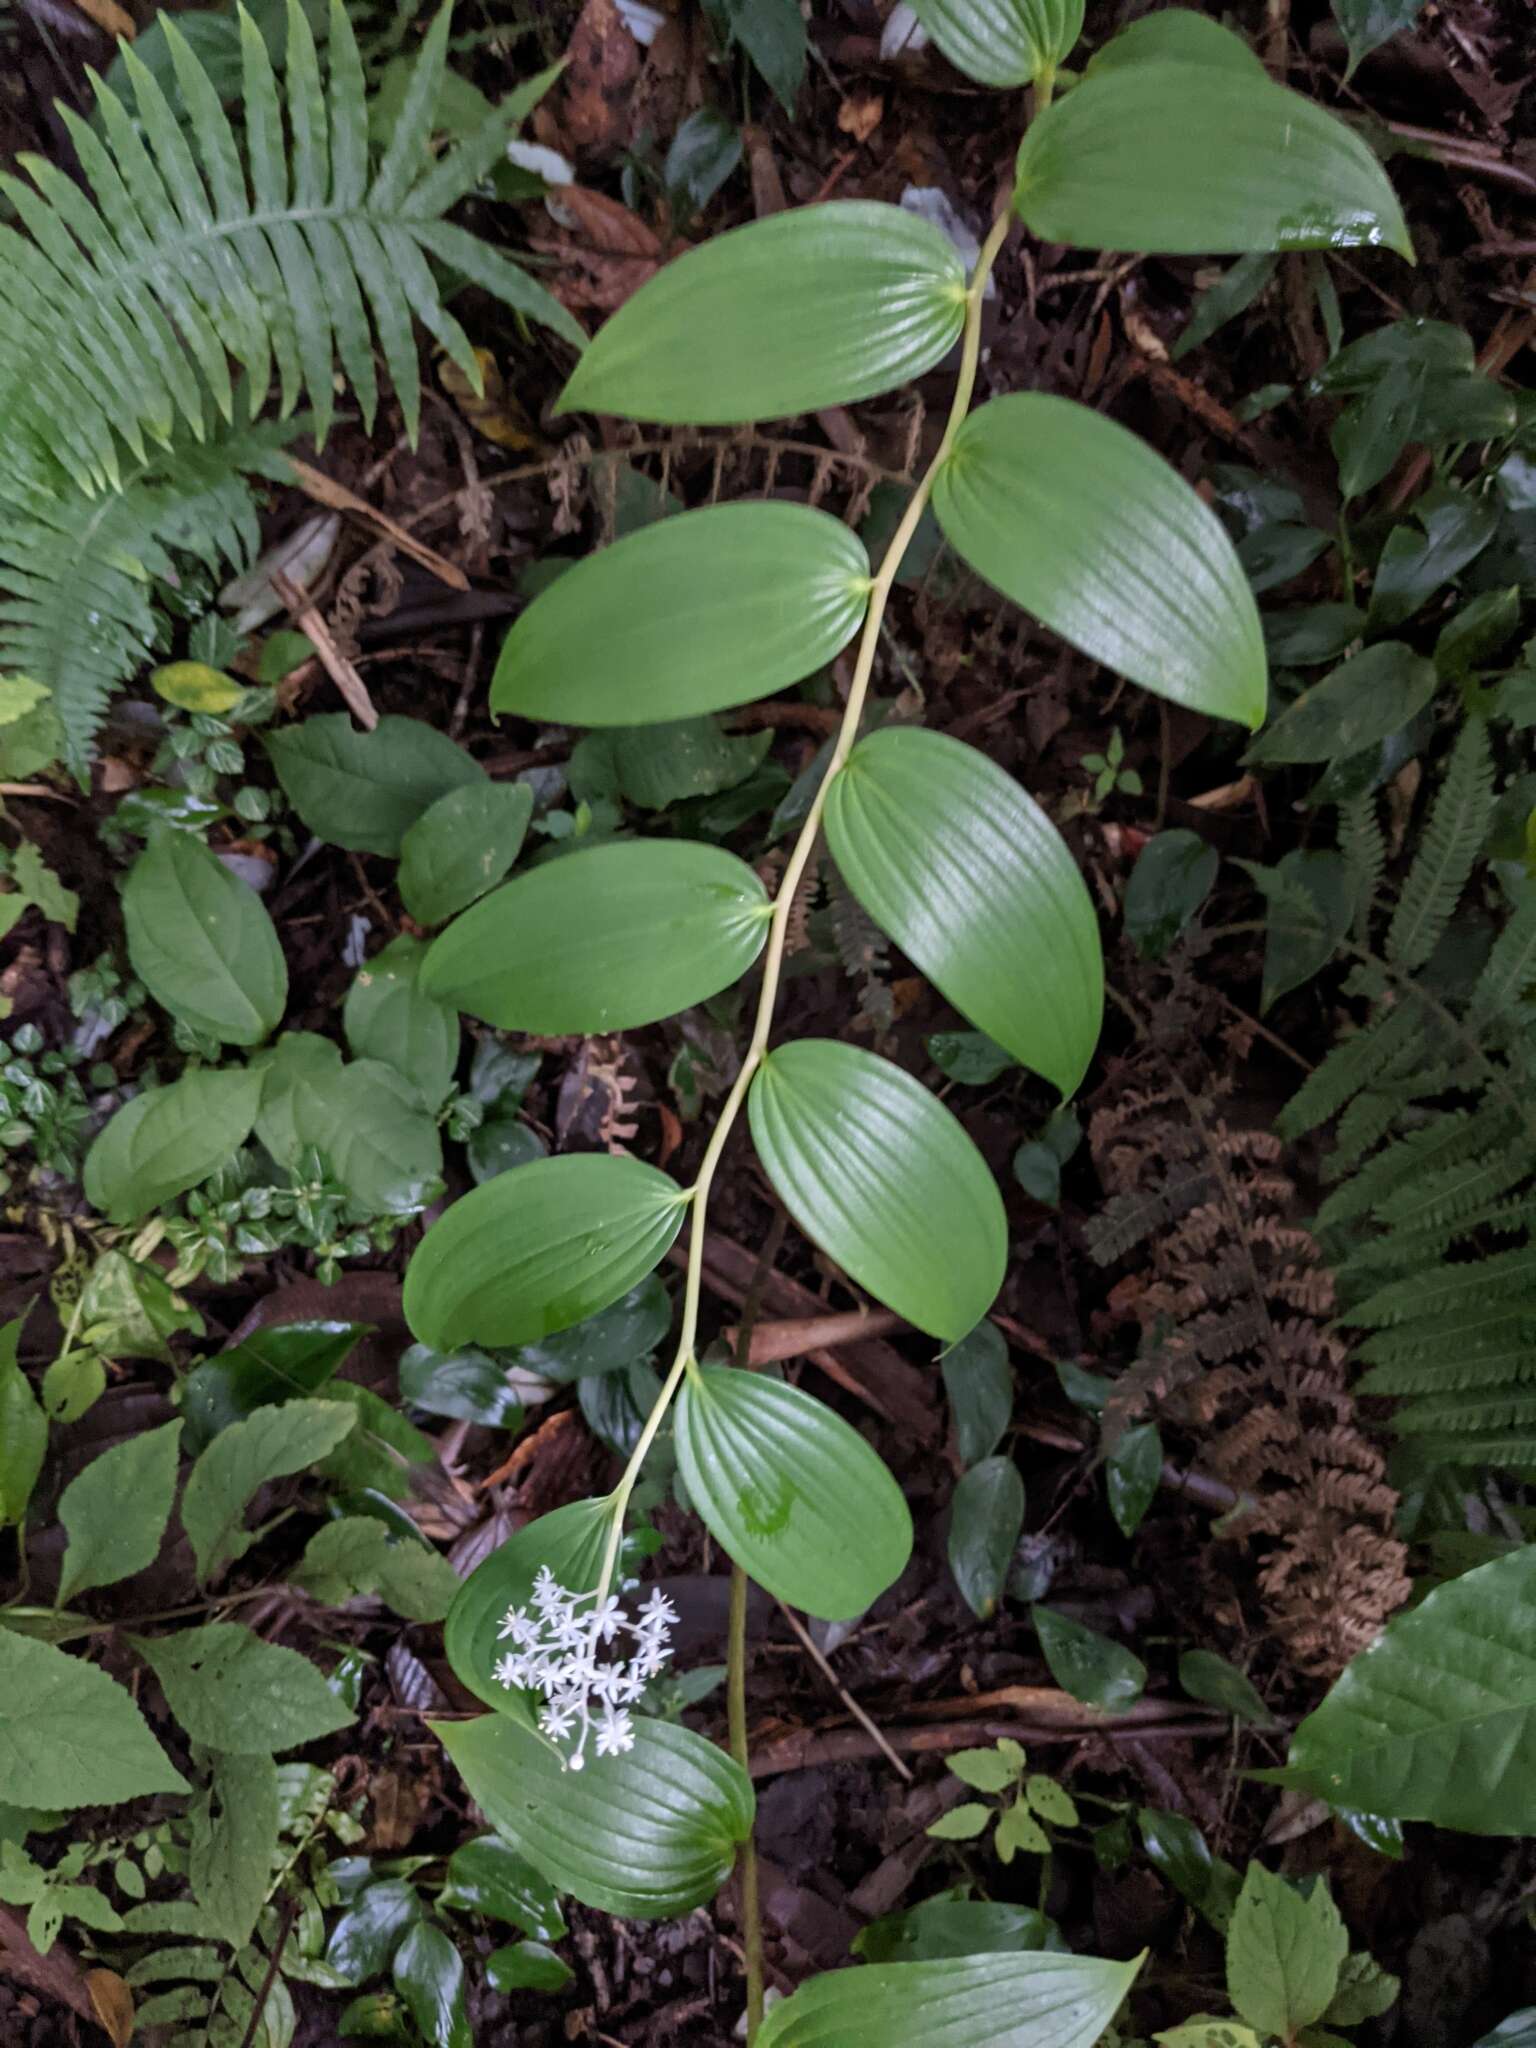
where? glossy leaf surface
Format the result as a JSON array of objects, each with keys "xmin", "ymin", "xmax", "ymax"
[
  {"xmin": 84, "ymin": 1068, "xmax": 264, "ymax": 1224},
  {"xmin": 749, "ymin": 1039, "xmax": 1006, "ymax": 1342},
  {"xmin": 1245, "ymin": 642, "xmax": 1437, "ymax": 765},
  {"xmin": 1033, "ymin": 1605, "xmax": 1146, "ymax": 1710},
  {"xmin": 422, "ymin": 840, "xmax": 771, "ymax": 1035},
  {"xmin": 674, "ymin": 1365, "xmax": 912, "ymax": 1617},
  {"xmin": 933, "ymin": 394, "xmax": 1266, "ymax": 728},
  {"xmin": 908, "ymin": 0, "xmax": 1083, "ymax": 85},
  {"xmin": 404, "ymin": 1154, "xmax": 688, "ymax": 1351},
  {"xmin": 1014, "ymin": 62, "xmax": 1411, "ymax": 258},
  {"xmin": 827, "ymin": 725, "xmax": 1102, "ymax": 1094},
  {"xmin": 398, "ymin": 780, "xmax": 534, "ymax": 928},
  {"xmin": 122, "ymin": 831, "xmax": 286, "ymax": 1045},
  {"xmin": 492, "ymin": 503, "xmax": 871, "ymax": 726},
  {"xmin": 1287, "ymin": 1544, "xmax": 1536, "ymax": 1831},
  {"xmin": 949, "ymin": 1454, "xmax": 1025, "ymax": 1619},
  {"xmin": 756, "ymin": 1951, "xmax": 1142, "ymax": 2048},
  {"xmin": 434, "ymin": 1711, "xmax": 754, "ymax": 1918},
  {"xmin": 558, "ymin": 202, "xmax": 967, "ymax": 423}
]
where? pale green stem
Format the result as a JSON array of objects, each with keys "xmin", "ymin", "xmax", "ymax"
[{"xmin": 591, "ymin": 199, "xmax": 1015, "ymax": 1616}]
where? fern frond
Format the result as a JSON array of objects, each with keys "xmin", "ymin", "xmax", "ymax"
[
  {"xmin": 1337, "ymin": 789, "xmax": 1386, "ymax": 941},
  {"xmin": 0, "ymin": 0, "xmax": 582, "ymax": 499},
  {"xmin": 1384, "ymin": 715, "xmax": 1495, "ymax": 970},
  {"xmin": 1314, "ymin": 1104, "xmax": 1507, "ymax": 1233},
  {"xmin": 1472, "ymin": 888, "xmax": 1536, "ymax": 1025},
  {"xmin": 1278, "ymin": 1000, "xmax": 1421, "ymax": 1144},
  {"xmin": 1359, "ymin": 1325, "xmax": 1536, "ymax": 1398},
  {"xmin": 1347, "ymin": 1242, "xmax": 1536, "ymax": 1328},
  {"xmin": 1356, "ymin": 1293, "xmax": 1535, "ymax": 1372}
]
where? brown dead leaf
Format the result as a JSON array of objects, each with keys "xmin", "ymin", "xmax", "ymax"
[
  {"xmin": 561, "ymin": 0, "xmax": 642, "ymax": 153},
  {"xmin": 86, "ymin": 1969, "xmax": 135, "ymax": 2047},
  {"xmin": 530, "ymin": 186, "xmax": 663, "ymax": 313},
  {"xmin": 0, "ymin": 1905, "xmax": 98, "ymax": 2031},
  {"xmin": 837, "ymin": 91, "xmax": 884, "ymax": 143},
  {"xmin": 71, "ymin": 0, "xmax": 133, "ymax": 34}
]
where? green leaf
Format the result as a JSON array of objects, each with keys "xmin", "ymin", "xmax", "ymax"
[
  {"xmin": 1323, "ymin": 1951, "xmax": 1400, "ymax": 2025},
  {"xmin": 1026, "ymin": 1774, "xmax": 1078, "ymax": 1826},
  {"xmin": 1225, "ymin": 1863, "xmax": 1347, "ymax": 2040},
  {"xmin": 1367, "ymin": 486, "xmax": 1497, "ymax": 633},
  {"xmin": 40, "ymin": 1352, "xmax": 105, "ymax": 1425},
  {"xmin": 927, "ymin": 1804, "xmax": 993, "ymax": 1840},
  {"xmin": 404, "ymin": 1154, "xmax": 688, "ymax": 1352},
  {"xmin": 398, "ymin": 1344, "xmax": 523, "ymax": 1428},
  {"xmin": 397, "ymin": 781, "xmax": 533, "ymax": 928},
  {"xmin": 180, "ymin": 1397, "xmax": 356, "ymax": 1582},
  {"xmin": 189, "ymin": 1750, "xmax": 280, "ymax": 1947},
  {"xmin": 293, "ymin": 1518, "xmax": 460, "ymax": 1623},
  {"xmin": 393, "ymin": 1921, "xmax": 470, "ymax": 2048},
  {"xmin": 1154, "ymin": 2024, "xmax": 1262, "ymax": 2048},
  {"xmin": 440, "ymin": 1835, "xmax": 565, "ymax": 1942},
  {"xmin": 1242, "ymin": 849, "xmax": 1352, "ymax": 1009},
  {"xmin": 74, "ymin": 1252, "xmax": 201, "ymax": 1363},
  {"xmin": 0, "ymin": 1631, "xmax": 188, "ymax": 1809},
  {"xmin": 573, "ymin": 717, "xmax": 772, "ymax": 810},
  {"xmin": 1473, "ymin": 2013, "xmax": 1536, "ymax": 2047},
  {"xmin": 1332, "ymin": 360, "xmax": 1421, "ymax": 500},
  {"xmin": 1124, "ymin": 829, "xmax": 1218, "ymax": 961},
  {"xmin": 674, "ymin": 1364, "xmax": 913, "ymax": 1619},
  {"xmin": 491, "ymin": 503, "xmax": 870, "ymax": 728},
  {"xmin": 1032, "ymin": 1606, "xmax": 1146, "ymax": 1709},
  {"xmin": 265, "ymin": 714, "xmax": 485, "ymax": 857},
  {"xmin": 57, "ymin": 1419, "xmax": 183, "ymax": 1607},
  {"xmin": 947, "ymin": 1746, "xmax": 1019, "ymax": 1793},
  {"xmin": 134, "ymin": 1622, "xmax": 355, "ymax": 1753},
  {"xmin": 83, "ymin": 1067, "xmax": 264, "ymax": 1224},
  {"xmin": 253, "ymin": 1036, "xmax": 444, "ymax": 1215},
  {"xmin": 933, "ymin": 395, "xmax": 1266, "ymax": 729},
  {"xmin": 468, "ymin": 1117, "xmax": 545, "ymax": 1185},
  {"xmin": 433, "ymin": 1711, "xmax": 753, "ymax": 1918},
  {"xmin": 444, "ymin": 1498, "xmax": 614, "ymax": 1712},
  {"xmin": 1014, "ymin": 62, "xmax": 1411, "ymax": 258},
  {"xmin": 343, "ymin": 936, "xmax": 460, "ymax": 1110},
  {"xmin": 942, "ymin": 1321, "xmax": 1013, "ymax": 1468},
  {"xmin": 928, "ymin": 1031, "xmax": 1015, "ymax": 1086},
  {"xmin": 1139, "ymin": 1809, "xmax": 1242, "ymax": 1930},
  {"xmin": 749, "ymin": 1038, "xmax": 1006, "ymax": 1343},
  {"xmin": 755, "ymin": 1952, "xmax": 1142, "ymax": 2048},
  {"xmin": 826, "ymin": 726, "xmax": 1102, "ymax": 1096},
  {"xmin": 0, "ymin": 1319, "xmax": 44, "ymax": 1530},
  {"xmin": 182, "ymin": 1320, "xmax": 367, "ymax": 1450},
  {"xmin": 664, "ymin": 106, "xmax": 742, "ymax": 216},
  {"xmin": 1088, "ymin": 8, "xmax": 1267, "ymax": 74},
  {"xmin": 558, "ymin": 202, "xmax": 967, "ymax": 424},
  {"xmin": 949, "ymin": 1455, "xmax": 1025, "ymax": 1620},
  {"xmin": 722, "ymin": 0, "xmax": 805, "ymax": 114},
  {"xmin": 855, "ymin": 1898, "xmax": 1060, "ymax": 1963},
  {"xmin": 1287, "ymin": 1544, "xmax": 1536, "ymax": 1832},
  {"xmin": 327, "ymin": 1880, "xmax": 423, "ymax": 1984},
  {"xmin": 1178, "ymin": 1650, "xmax": 1275, "ymax": 1727},
  {"xmin": 1106, "ymin": 1421, "xmax": 1161, "ymax": 1539},
  {"xmin": 908, "ymin": 0, "xmax": 1082, "ymax": 85},
  {"xmin": 422, "ymin": 841, "xmax": 770, "ymax": 1035},
  {"xmin": 995, "ymin": 1800, "xmax": 1051, "ymax": 1861},
  {"xmin": 121, "ymin": 831, "xmax": 287, "ymax": 1045},
  {"xmin": 485, "ymin": 1940, "xmax": 573, "ymax": 1993},
  {"xmin": 1247, "ymin": 642, "xmax": 1437, "ymax": 767},
  {"xmin": 1332, "ymin": 0, "xmax": 1427, "ymax": 79},
  {"xmin": 513, "ymin": 1276, "xmax": 672, "ymax": 1384}
]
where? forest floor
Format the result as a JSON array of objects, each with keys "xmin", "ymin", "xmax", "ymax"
[{"xmin": 3, "ymin": 0, "xmax": 1535, "ymax": 2042}]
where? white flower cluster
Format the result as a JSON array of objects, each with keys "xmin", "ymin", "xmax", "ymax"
[{"xmin": 494, "ymin": 1567, "xmax": 677, "ymax": 1771}]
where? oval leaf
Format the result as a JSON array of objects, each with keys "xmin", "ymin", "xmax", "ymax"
[
  {"xmin": 933, "ymin": 394, "xmax": 1266, "ymax": 728},
  {"xmin": 265, "ymin": 714, "xmax": 485, "ymax": 857},
  {"xmin": 674, "ymin": 1365, "xmax": 913, "ymax": 1618},
  {"xmin": 1032, "ymin": 1605, "xmax": 1146, "ymax": 1710},
  {"xmin": 558, "ymin": 202, "xmax": 967, "ymax": 424},
  {"xmin": 909, "ymin": 0, "xmax": 1082, "ymax": 85},
  {"xmin": 343, "ymin": 935, "xmax": 461, "ymax": 1110},
  {"xmin": 492, "ymin": 503, "xmax": 871, "ymax": 727},
  {"xmin": 1287, "ymin": 1544, "xmax": 1536, "ymax": 1832},
  {"xmin": 1013, "ymin": 63, "xmax": 1411, "ymax": 258},
  {"xmin": 398, "ymin": 780, "xmax": 534, "ymax": 927},
  {"xmin": 949, "ymin": 1454, "xmax": 1026, "ymax": 1620},
  {"xmin": 422, "ymin": 840, "xmax": 771, "ymax": 1035},
  {"xmin": 122, "ymin": 831, "xmax": 287, "ymax": 1045},
  {"xmin": 755, "ymin": 1951, "xmax": 1143, "ymax": 2048},
  {"xmin": 445, "ymin": 1498, "xmax": 614, "ymax": 1713},
  {"xmin": 1244, "ymin": 642, "xmax": 1437, "ymax": 766},
  {"xmin": 404, "ymin": 1154, "xmax": 688, "ymax": 1351},
  {"xmin": 84, "ymin": 1067, "xmax": 264, "ymax": 1224},
  {"xmin": 433, "ymin": 1710, "xmax": 753, "ymax": 1918},
  {"xmin": 826, "ymin": 726, "xmax": 1102, "ymax": 1096},
  {"xmin": 748, "ymin": 1039, "xmax": 1006, "ymax": 1342},
  {"xmin": 1087, "ymin": 7, "xmax": 1267, "ymax": 74}
]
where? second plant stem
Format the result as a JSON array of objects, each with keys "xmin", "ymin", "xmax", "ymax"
[{"xmin": 591, "ymin": 202, "xmax": 1012, "ymax": 1610}]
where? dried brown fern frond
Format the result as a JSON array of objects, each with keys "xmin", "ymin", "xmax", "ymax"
[{"xmin": 1087, "ymin": 985, "xmax": 1409, "ymax": 1679}]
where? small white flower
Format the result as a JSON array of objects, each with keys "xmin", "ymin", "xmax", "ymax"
[{"xmin": 487, "ymin": 1570, "xmax": 677, "ymax": 1770}]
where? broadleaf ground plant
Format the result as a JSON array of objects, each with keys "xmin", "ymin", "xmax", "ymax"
[{"xmin": 13, "ymin": 0, "xmax": 1536, "ymax": 2041}]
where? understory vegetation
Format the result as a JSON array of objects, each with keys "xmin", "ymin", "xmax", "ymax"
[{"xmin": 1, "ymin": 0, "xmax": 1534, "ymax": 2043}]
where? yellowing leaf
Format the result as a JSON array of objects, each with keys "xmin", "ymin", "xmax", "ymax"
[
  {"xmin": 150, "ymin": 661, "xmax": 243, "ymax": 714},
  {"xmin": 439, "ymin": 348, "xmax": 543, "ymax": 451},
  {"xmin": 0, "ymin": 676, "xmax": 48, "ymax": 729}
]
